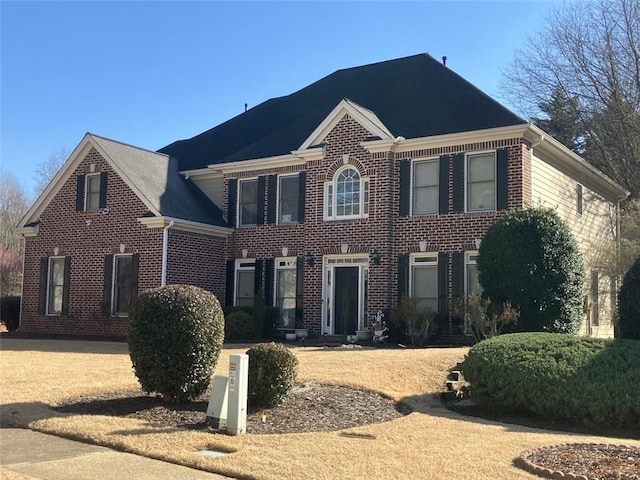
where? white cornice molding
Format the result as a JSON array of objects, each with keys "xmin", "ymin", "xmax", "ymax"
[
  {"xmin": 138, "ymin": 216, "xmax": 233, "ymax": 237},
  {"xmin": 178, "ymin": 167, "xmax": 218, "ymax": 179},
  {"xmin": 207, "ymin": 153, "xmax": 306, "ymax": 174},
  {"xmin": 362, "ymin": 124, "xmax": 536, "ymax": 154},
  {"xmin": 16, "ymin": 224, "xmax": 39, "ymax": 237}
]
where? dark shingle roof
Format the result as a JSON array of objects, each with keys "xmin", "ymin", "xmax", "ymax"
[
  {"xmin": 91, "ymin": 134, "xmax": 228, "ymax": 227},
  {"xmin": 159, "ymin": 54, "xmax": 525, "ymax": 171}
]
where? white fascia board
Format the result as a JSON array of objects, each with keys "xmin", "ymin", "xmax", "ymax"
[
  {"xmin": 206, "ymin": 153, "xmax": 306, "ymax": 174},
  {"xmin": 299, "ymin": 99, "xmax": 394, "ymax": 150},
  {"xmin": 530, "ymin": 124, "xmax": 629, "ymax": 200},
  {"xmin": 16, "ymin": 224, "xmax": 39, "ymax": 237},
  {"xmin": 362, "ymin": 124, "xmax": 535, "ymax": 154},
  {"xmin": 178, "ymin": 167, "xmax": 219, "ymax": 180},
  {"xmin": 138, "ymin": 216, "xmax": 233, "ymax": 237},
  {"xmin": 18, "ymin": 133, "xmax": 95, "ymax": 228}
]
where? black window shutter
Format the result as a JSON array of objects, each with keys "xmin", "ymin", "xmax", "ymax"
[
  {"xmin": 439, "ymin": 156, "xmax": 450, "ymax": 214},
  {"xmin": 254, "ymin": 259, "xmax": 263, "ymax": 295},
  {"xmin": 295, "ymin": 257, "xmax": 304, "ymax": 321},
  {"xmin": 60, "ymin": 256, "xmax": 71, "ymax": 316},
  {"xmin": 398, "ymin": 255, "xmax": 409, "ymax": 300},
  {"xmin": 102, "ymin": 255, "xmax": 113, "ymax": 316},
  {"xmin": 227, "ymin": 179, "xmax": 238, "ymax": 227},
  {"xmin": 267, "ymin": 175, "xmax": 277, "ymax": 224},
  {"xmin": 496, "ymin": 149, "xmax": 509, "ymax": 210},
  {"xmin": 39, "ymin": 258, "xmax": 49, "ymax": 314},
  {"xmin": 298, "ymin": 171, "xmax": 306, "ymax": 223},
  {"xmin": 452, "ymin": 252, "xmax": 465, "ymax": 300},
  {"xmin": 225, "ymin": 260, "xmax": 235, "ymax": 306},
  {"xmin": 257, "ymin": 176, "xmax": 266, "ymax": 226},
  {"xmin": 399, "ymin": 160, "xmax": 411, "ymax": 216},
  {"xmin": 131, "ymin": 253, "xmax": 140, "ymax": 302},
  {"xmin": 452, "ymin": 153, "xmax": 465, "ymax": 212},
  {"xmin": 264, "ymin": 258, "xmax": 275, "ymax": 306},
  {"xmin": 98, "ymin": 172, "xmax": 108, "ymax": 209},
  {"xmin": 437, "ymin": 252, "xmax": 449, "ymax": 316},
  {"xmin": 76, "ymin": 175, "xmax": 86, "ymax": 211}
]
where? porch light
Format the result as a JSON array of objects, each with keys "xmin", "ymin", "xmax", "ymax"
[
  {"xmin": 371, "ymin": 249, "xmax": 382, "ymax": 265},
  {"xmin": 305, "ymin": 251, "xmax": 315, "ymax": 266}
]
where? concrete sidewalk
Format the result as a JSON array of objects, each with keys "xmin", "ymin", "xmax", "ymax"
[{"xmin": 1, "ymin": 428, "xmax": 231, "ymax": 480}]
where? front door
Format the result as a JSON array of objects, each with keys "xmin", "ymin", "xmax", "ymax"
[{"xmin": 334, "ymin": 266, "xmax": 359, "ymax": 335}]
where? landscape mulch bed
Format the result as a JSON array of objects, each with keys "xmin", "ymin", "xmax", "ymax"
[{"xmin": 55, "ymin": 381, "xmax": 412, "ymax": 434}]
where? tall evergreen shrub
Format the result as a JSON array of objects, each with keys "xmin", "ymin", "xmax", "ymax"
[
  {"xmin": 478, "ymin": 207, "xmax": 585, "ymax": 333},
  {"xmin": 618, "ymin": 254, "xmax": 640, "ymax": 339}
]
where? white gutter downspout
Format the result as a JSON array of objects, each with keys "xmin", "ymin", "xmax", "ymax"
[{"xmin": 161, "ymin": 220, "xmax": 174, "ymax": 287}]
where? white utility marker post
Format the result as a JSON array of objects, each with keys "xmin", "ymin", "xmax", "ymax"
[
  {"xmin": 227, "ymin": 354, "xmax": 249, "ymax": 435},
  {"xmin": 205, "ymin": 376, "xmax": 229, "ymax": 430}
]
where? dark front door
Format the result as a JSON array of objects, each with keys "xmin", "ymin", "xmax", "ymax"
[{"xmin": 334, "ymin": 266, "xmax": 359, "ymax": 335}]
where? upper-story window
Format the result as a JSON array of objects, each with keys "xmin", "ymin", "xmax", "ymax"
[
  {"xmin": 278, "ymin": 175, "xmax": 299, "ymax": 224},
  {"xmin": 325, "ymin": 166, "xmax": 369, "ymax": 220},
  {"xmin": 76, "ymin": 172, "xmax": 107, "ymax": 212},
  {"xmin": 576, "ymin": 183, "xmax": 583, "ymax": 215},
  {"xmin": 412, "ymin": 158, "xmax": 439, "ymax": 215},
  {"xmin": 467, "ymin": 152, "xmax": 496, "ymax": 212},
  {"xmin": 239, "ymin": 179, "xmax": 258, "ymax": 226}
]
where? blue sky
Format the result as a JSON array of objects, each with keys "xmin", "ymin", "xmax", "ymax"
[{"xmin": 1, "ymin": 0, "xmax": 562, "ymax": 197}]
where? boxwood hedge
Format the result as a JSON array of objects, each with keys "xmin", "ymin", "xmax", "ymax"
[
  {"xmin": 461, "ymin": 333, "xmax": 640, "ymax": 428},
  {"xmin": 247, "ymin": 342, "xmax": 298, "ymax": 408},
  {"xmin": 128, "ymin": 285, "xmax": 225, "ymax": 403}
]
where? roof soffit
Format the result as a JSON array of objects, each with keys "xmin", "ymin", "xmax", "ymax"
[{"xmin": 299, "ymin": 99, "xmax": 394, "ymax": 150}]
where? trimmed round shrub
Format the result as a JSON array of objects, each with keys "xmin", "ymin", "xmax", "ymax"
[
  {"xmin": 128, "ymin": 285, "xmax": 225, "ymax": 403},
  {"xmin": 246, "ymin": 342, "xmax": 298, "ymax": 408},
  {"xmin": 618, "ymin": 254, "xmax": 640, "ymax": 339},
  {"xmin": 225, "ymin": 310, "xmax": 255, "ymax": 341},
  {"xmin": 461, "ymin": 333, "xmax": 640, "ymax": 428},
  {"xmin": 478, "ymin": 207, "xmax": 585, "ymax": 333}
]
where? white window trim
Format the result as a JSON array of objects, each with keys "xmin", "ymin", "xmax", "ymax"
[
  {"xmin": 409, "ymin": 253, "xmax": 438, "ymax": 308},
  {"xmin": 237, "ymin": 177, "xmax": 259, "ymax": 227},
  {"xmin": 411, "ymin": 157, "xmax": 439, "ymax": 216},
  {"xmin": 464, "ymin": 251, "xmax": 481, "ymax": 296},
  {"xmin": 111, "ymin": 254, "xmax": 132, "ymax": 317},
  {"xmin": 576, "ymin": 183, "xmax": 584, "ymax": 216},
  {"xmin": 274, "ymin": 257, "xmax": 297, "ymax": 328},
  {"xmin": 277, "ymin": 174, "xmax": 299, "ymax": 225},
  {"xmin": 465, "ymin": 150, "xmax": 497, "ymax": 213},
  {"xmin": 324, "ymin": 165, "xmax": 370, "ymax": 221},
  {"xmin": 84, "ymin": 173, "xmax": 101, "ymax": 212},
  {"xmin": 234, "ymin": 258, "xmax": 256, "ymax": 306},
  {"xmin": 46, "ymin": 256, "xmax": 66, "ymax": 315}
]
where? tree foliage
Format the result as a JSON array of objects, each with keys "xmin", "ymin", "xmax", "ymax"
[
  {"xmin": 0, "ymin": 172, "xmax": 29, "ymax": 296},
  {"xmin": 502, "ymin": 0, "xmax": 640, "ymax": 198},
  {"xmin": 33, "ymin": 148, "xmax": 69, "ymax": 196},
  {"xmin": 478, "ymin": 208, "xmax": 585, "ymax": 333}
]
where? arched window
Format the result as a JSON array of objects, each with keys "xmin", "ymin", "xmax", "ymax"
[{"xmin": 325, "ymin": 166, "xmax": 369, "ymax": 219}]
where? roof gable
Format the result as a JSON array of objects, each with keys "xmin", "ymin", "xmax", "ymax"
[
  {"xmin": 20, "ymin": 133, "xmax": 227, "ymax": 228},
  {"xmin": 159, "ymin": 53, "xmax": 525, "ymax": 170}
]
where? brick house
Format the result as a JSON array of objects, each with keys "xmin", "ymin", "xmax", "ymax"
[{"xmin": 17, "ymin": 54, "xmax": 628, "ymax": 339}]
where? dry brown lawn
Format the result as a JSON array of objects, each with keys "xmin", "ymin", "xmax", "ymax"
[{"xmin": 1, "ymin": 338, "xmax": 638, "ymax": 480}]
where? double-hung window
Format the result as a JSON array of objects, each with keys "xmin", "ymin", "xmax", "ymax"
[
  {"xmin": 325, "ymin": 166, "xmax": 369, "ymax": 220},
  {"xmin": 112, "ymin": 255, "xmax": 134, "ymax": 315},
  {"xmin": 239, "ymin": 179, "xmax": 258, "ymax": 226},
  {"xmin": 465, "ymin": 252, "xmax": 482, "ymax": 296},
  {"xmin": 275, "ymin": 258, "xmax": 297, "ymax": 328},
  {"xmin": 278, "ymin": 175, "xmax": 299, "ymax": 224},
  {"xmin": 410, "ymin": 255, "xmax": 438, "ymax": 312},
  {"xmin": 85, "ymin": 174, "xmax": 101, "ymax": 211},
  {"xmin": 467, "ymin": 152, "xmax": 496, "ymax": 212},
  {"xmin": 412, "ymin": 159, "xmax": 439, "ymax": 215},
  {"xmin": 47, "ymin": 257, "xmax": 66, "ymax": 315},
  {"xmin": 235, "ymin": 260, "xmax": 255, "ymax": 306}
]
